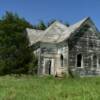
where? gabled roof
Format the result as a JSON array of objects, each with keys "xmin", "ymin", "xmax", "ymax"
[
  {"xmin": 41, "ymin": 21, "xmax": 69, "ymax": 43},
  {"xmin": 26, "ymin": 17, "xmax": 98, "ymax": 45},
  {"xmin": 26, "ymin": 21, "xmax": 68, "ymax": 44},
  {"xmin": 56, "ymin": 17, "xmax": 89, "ymax": 42},
  {"xmin": 26, "ymin": 28, "xmax": 44, "ymax": 45}
]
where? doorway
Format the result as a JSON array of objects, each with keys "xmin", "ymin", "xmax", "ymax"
[{"xmin": 45, "ymin": 59, "xmax": 51, "ymax": 74}]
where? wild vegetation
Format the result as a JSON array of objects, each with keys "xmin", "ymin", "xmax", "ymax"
[
  {"xmin": 0, "ymin": 11, "xmax": 69, "ymax": 75},
  {"xmin": 0, "ymin": 75, "xmax": 99, "ymax": 100},
  {"xmin": 0, "ymin": 11, "xmax": 34, "ymax": 75},
  {"xmin": 0, "ymin": 12, "xmax": 100, "ymax": 100}
]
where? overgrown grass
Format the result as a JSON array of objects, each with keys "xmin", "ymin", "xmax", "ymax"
[{"xmin": 0, "ymin": 75, "xmax": 100, "ymax": 100}]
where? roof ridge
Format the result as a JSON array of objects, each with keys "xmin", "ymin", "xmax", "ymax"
[
  {"xmin": 57, "ymin": 17, "xmax": 90, "ymax": 43},
  {"xmin": 70, "ymin": 17, "xmax": 89, "ymax": 28},
  {"xmin": 26, "ymin": 17, "xmax": 93, "ymax": 44},
  {"xmin": 26, "ymin": 28, "xmax": 44, "ymax": 32},
  {"xmin": 44, "ymin": 20, "xmax": 68, "ymax": 32}
]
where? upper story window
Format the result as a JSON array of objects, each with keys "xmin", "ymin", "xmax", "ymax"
[{"xmin": 89, "ymin": 40, "xmax": 94, "ymax": 48}]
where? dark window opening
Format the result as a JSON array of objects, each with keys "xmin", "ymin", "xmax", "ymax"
[
  {"xmin": 89, "ymin": 40, "xmax": 93, "ymax": 48},
  {"xmin": 93, "ymin": 55, "xmax": 97, "ymax": 68},
  {"xmin": 99, "ymin": 58, "xmax": 100, "ymax": 65},
  {"xmin": 77, "ymin": 54, "xmax": 82, "ymax": 67},
  {"xmin": 45, "ymin": 60, "xmax": 51, "ymax": 74},
  {"xmin": 60, "ymin": 54, "xmax": 64, "ymax": 67},
  {"xmin": 48, "ymin": 60, "xmax": 51, "ymax": 74}
]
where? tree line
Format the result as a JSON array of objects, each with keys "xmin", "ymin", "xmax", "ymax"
[{"xmin": 0, "ymin": 11, "xmax": 69, "ymax": 75}]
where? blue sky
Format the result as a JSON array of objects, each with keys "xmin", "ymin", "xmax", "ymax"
[{"xmin": 0, "ymin": 0, "xmax": 100, "ymax": 30}]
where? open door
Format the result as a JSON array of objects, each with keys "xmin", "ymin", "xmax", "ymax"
[{"xmin": 45, "ymin": 59, "xmax": 51, "ymax": 75}]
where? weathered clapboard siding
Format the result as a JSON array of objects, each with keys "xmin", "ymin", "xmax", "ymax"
[
  {"xmin": 68, "ymin": 25, "xmax": 100, "ymax": 76},
  {"xmin": 26, "ymin": 17, "xmax": 100, "ymax": 77}
]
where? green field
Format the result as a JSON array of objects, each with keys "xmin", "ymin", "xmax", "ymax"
[{"xmin": 0, "ymin": 75, "xmax": 100, "ymax": 100}]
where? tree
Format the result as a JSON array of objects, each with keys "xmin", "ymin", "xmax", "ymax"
[
  {"xmin": 0, "ymin": 11, "xmax": 35, "ymax": 75},
  {"xmin": 65, "ymin": 22, "xmax": 70, "ymax": 27},
  {"xmin": 33, "ymin": 19, "xmax": 69, "ymax": 30},
  {"xmin": 47, "ymin": 19, "xmax": 58, "ymax": 27},
  {"xmin": 47, "ymin": 19, "xmax": 70, "ymax": 27},
  {"xmin": 33, "ymin": 21, "xmax": 47, "ymax": 30}
]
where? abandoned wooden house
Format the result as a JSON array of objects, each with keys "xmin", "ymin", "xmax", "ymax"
[{"xmin": 26, "ymin": 17, "xmax": 100, "ymax": 76}]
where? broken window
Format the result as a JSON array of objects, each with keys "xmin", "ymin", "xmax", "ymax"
[
  {"xmin": 77, "ymin": 54, "xmax": 82, "ymax": 67},
  {"xmin": 93, "ymin": 55, "xmax": 97, "ymax": 68},
  {"xmin": 60, "ymin": 54, "xmax": 64, "ymax": 67}
]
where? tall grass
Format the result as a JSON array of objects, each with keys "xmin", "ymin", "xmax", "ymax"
[{"xmin": 0, "ymin": 75, "xmax": 100, "ymax": 100}]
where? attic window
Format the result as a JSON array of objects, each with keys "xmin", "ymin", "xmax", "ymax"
[
  {"xmin": 84, "ymin": 24, "xmax": 90, "ymax": 28},
  {"xmin": 82, "ymin": 24, "xmax": 90, "ymax": 31}
]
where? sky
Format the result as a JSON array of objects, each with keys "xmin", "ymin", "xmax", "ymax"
[{"xmin": 0, "ymin": 0, "xmax": 100, "ymax": 30}]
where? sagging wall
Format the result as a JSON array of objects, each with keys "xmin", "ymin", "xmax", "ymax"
[
  {"xmin": 68, "ymin": 25, "xmax": 100, "ymax": 76},
  {"xmin": 38, "ymin": 42, "xmax": 68, "ymax": 76}
]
